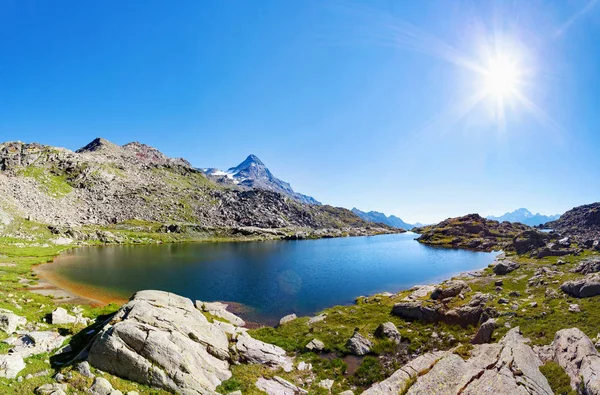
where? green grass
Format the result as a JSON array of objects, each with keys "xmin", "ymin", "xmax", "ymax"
[
  {"xmin": 19, "ymin": 166, "xmax": 73, "ymax": 198},
  {"xmin": 540, "ymin": 361, "xmax": 577, "ymax": 395}
]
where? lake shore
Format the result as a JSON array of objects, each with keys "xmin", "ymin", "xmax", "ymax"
[{"xmin": 34, "ymin": 233, "xmax": 499, "ymax": 327}]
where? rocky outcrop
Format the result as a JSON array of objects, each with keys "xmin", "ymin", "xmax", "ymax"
[
  {"xmin": 195, "ymin": 301, "xmax": 245, "ymax": 327},
  {"xmin": 572, "ymin": 259, "xmax": 600, "ymax": 275},
  {"xmin": 87, "ymin": 290, "xmax": 293, "ymax": 394},
  {"xmin": 415, "ymin": 214, "xmax": 531, "ymax": 251},
  {"xmin": 0, "ymin": 353, "xmax": 26, "ymax": 379},
  {"xmin": 547, "ymin": 328, "xmax": 600, "ymax": 393},
  {"xmin": 561, "ymin": 273, "xmax": 600, "ymax": 298},
  {"xmin": 547, "ymin": 202, "xmax": 600, "ymax": 244},
  {"xmin": 430, "ymin": 280, "xmax": 470, "ymax": 300},
  {"xmin": 51, "ymin": 307, "xmax": 77, "ymax": 325},
  {"xmin": 305, "ymin": 339, "xmax": 325, "ymax": 352},
  {"xmin": 5, "ymin": 331, "xmax": 67, "ymax": 358},
  {"xmin": 512, "ymin": 230, "xmax": 551, "ymax": 254},
  {"xmin": 392, "ymin": 298, "xmax": 494, "ymax": 328},
  {"xmin": 255, "ymin": 376, "xmax": 308, "ymax": 395},
  {"xmin": 364, "ymin": 327, "xmax": 552, "ymax": 395}
]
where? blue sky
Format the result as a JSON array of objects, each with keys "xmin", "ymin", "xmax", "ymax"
[{"xmin": 1, "ymin": 0, "xmax": 599, "ymax": 223}]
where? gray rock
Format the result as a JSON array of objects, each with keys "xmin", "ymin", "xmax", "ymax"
[
  {"xmin": 375, "ymin": 322, "xmax": 401, "ymax": 344},
  {"xmin": 0, "ymin": 309, "xmax": 26, "ymax": 334},
  {"xmin": 75, "ymin": 361, "xmax": 94, "ymax": 378},
  {"xmin": 362, "ymin": 351, "xmax": 448, "ymax": 394},
  {"xmin": 471, "ymin": 319, "xmax": 496, "ymax": 344},
  {"xmin": 346, "ymin": 331, "xmax": 373, "ymax": 356},
  {"xmin": 430, "ymin": 280, "xmax": 470, "ymax": 300},
  {"xmin": 279, "ymin": 314, "xmax": 297, "ymax": 326},
  {"xmin": 234, "ymin": 331, "xmax": 293, "ymax": 372},
  {"xmin": 0, "ymin": 353, "xmax": 25, "ymax": 378},
  {"xmin": 87, "ymin": 290, "xmax": 232, "ymax": 394},
  {"xmin": 572, "ymin": 259, "xmax": 600, "ymax": 274},
  {"xmin": 89, "ymin": 377, "xmax": 114, "ymax": 395},
  {"xmin": 550, "ymin": 328, "xmax": 600, "ymax": 393},
  {"xmin": 196, "ymin": 301, "xmax": 245, "ymax": 327},
  {"xmin": 339, "ymin": 391, "xmax": 354, "ymax": 395},
  {"xmin": 35, "ymin": 383, "xmax": 68, "ymax": 395},
  {"xmin": 365, "ymin": 327, "xmax": 552, "ymax": 394},
  {"xmin": 404, "ymin": 285, "xmax": 436, "ymax": 300},
  {"xmin": 568, "ymin": 304, "xmax": 581, "ymax": 312},
  {"xmin": 392, "ymin": 300, "xmax": 490, "ymax": 327},
  {"xmin": 561, "ymin": 273, "xmax": 600, "ymax": 298},
  {"xmin": 305, "ymin": 338, "xmax": 325, "ymax": 352},
  {"xmin": 498, "ymin": 298, "xmax": 509, "ymax": 304},
  {"xmin": 318, "ymin": 379, "xmax": 334, "ymax": 390},
  {"xmin": 493, "ymin": 260, "xmax": 520, "ymax": 275},
  {"xmin": 5, "ymin": 331, "xmax": 67, "ymax": 358},
  {"xmin": 255, "ymin": 376, "xmax": 308, "ymax": 394},
  {"xmin": 51, "ymin": 307, "xmax": 76, "ymax": 325},
  {"xmin": 308, "ymin": 314, "xmax": 327, "ymax": 325}
]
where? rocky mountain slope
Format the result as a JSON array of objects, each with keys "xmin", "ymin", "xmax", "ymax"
[
  {"xmin": 0, "ymin": 139, "xmax": 390, "ymax": 239},
  {"xmin": 351, "ymin": 208, "xmax": 415, "ymax": 230},
  {"xmin": 546, "ymin": 202, "xmax": 600, "ymax": 244},
  {"xmin": 487, "ymin": 208, "xmax": 560, "ymax": 227},
  {"xmin": 201, "ymin": 154, "xmax": 320, "ymax": 205}
]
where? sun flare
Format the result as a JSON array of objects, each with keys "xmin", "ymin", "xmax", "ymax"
[{"xmin": 483, "ymin": 55, "xmax": 521, "ymax": 99}]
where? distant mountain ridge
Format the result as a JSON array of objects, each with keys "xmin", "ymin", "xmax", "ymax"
[
  {"xmin": 201, "ymin": 155, "xmax": 320, "ymax": 205},
  {"xmin": 486, "ymin": 208, "xmax": 560, "ymax": 227},
  {"xmin": 351, "ymin": 208, "xmax": 415, "ymax": 230}
]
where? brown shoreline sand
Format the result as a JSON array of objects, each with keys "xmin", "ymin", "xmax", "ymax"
[{"xmin": 33, "ymin": 254, "xmax": 129, "ymax": 307}]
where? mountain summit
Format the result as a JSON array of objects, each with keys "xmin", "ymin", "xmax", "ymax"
[
  {"xmin": 201, "ymin": 155, "xmax": 320, "ymax": 205},
  {"xmin": 486, "ymin": 208, "xmax": 560, "ymax": 226}
]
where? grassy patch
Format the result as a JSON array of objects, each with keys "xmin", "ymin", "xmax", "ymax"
[{"xmin": 540, "ymin": 361, "xmax": 577, "ymax": 395}]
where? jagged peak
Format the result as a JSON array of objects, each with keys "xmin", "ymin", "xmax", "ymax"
[{"xmin": 76, "ymin": 137, "xmax": 118, "ymax": 153}]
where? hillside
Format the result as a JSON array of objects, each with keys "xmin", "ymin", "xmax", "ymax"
[
  {"xmin": 546, "ymin": 202, "xmax": 600, "ymax": 244},
  {"xmin": 0, "ymin": 139, "xmax": 392, "ymax": 240}
]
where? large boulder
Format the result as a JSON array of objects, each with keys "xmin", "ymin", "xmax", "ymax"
[
  {"xmin": 346, "ymin": 331, "xmax": 373, "ymax": 356},
  {"xmin": 561, "ymin": 273, "xmax": 600, "ymax": 298},
  {"xmin": 493, "ymin": 260, "xmax": 520, "ymax": 275},
  {"xmin": 549, "ymin": 328, "xmax": 600, "ymax": 393},
  {"xmin": 364, "ymin": 327, "xmax": 552, "ymax": 395},
  {"xmin": 234, "ymin": 331, "xmax": 293, "ymax": 372},
  {"xmin": 87, "ymin": 290, "xmax": 233, "ymax": 394},
  {"xmin": 430, "ymin": 280, "xmax": 470, "ymax": 300},
  {"xmin": 392, "ymin": 301, "xmax": 491, "ymax": 328}
]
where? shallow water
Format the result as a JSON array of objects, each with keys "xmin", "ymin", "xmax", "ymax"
[{"xmin": 44, "ymin": 233, "xmax": 499, "ymax": 324}]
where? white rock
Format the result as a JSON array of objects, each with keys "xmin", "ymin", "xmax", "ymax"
[
  {"xmin": 0, "ymin": 353, "xmax": 25, "ymax": 378},
  {"xmin": 51, "ymin": 307, "xmax": 77, "ymax": 325}
]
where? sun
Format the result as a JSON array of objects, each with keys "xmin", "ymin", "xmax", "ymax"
[{"xmin": 483, "ymin": 55, "xmax": 521, "ymax": 99}]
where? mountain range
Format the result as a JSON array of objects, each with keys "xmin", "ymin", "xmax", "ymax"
[
  {"xmin": 201, "ymin": 154, "xmax": 320, "ymax": 205},
  {"xmin": 486, "ymin": 208, "xmax": 560, "ymax": 227},
  {"xmin": 351, "ymin": 208, "xmax": 417, "ymax": 230},
  {"xmin": 0, "ymin": 138, "xmax": 393, "ymax": 237}
]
